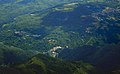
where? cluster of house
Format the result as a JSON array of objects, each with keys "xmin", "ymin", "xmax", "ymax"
[
  {"xmin": 14, "ymin": 30, "xmax": 41, "ymax": 38},
  {"xmin": 43, "ymin": 45, "xmax": 69, "ymax": 57}
]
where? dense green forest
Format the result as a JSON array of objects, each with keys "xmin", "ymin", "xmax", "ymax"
[
  {"xmin": 0, "ymin": 0, "xmax": 119, "ymax": 52},
  {"xmin": 0, "ymin": 54, "xmax": 97, "ymax": 74},
  {"xmin": 0, "ymin": 42, "xmax": 37, "ymax": 65},
  {"xmin": 0, "ymin": 0, "xmax": 120, "ymax": 74}
]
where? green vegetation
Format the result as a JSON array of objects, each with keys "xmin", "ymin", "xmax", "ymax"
[
  {"xmin": 0, "ymin": 42, "xmax": 37, "ymax": 65},
  {"xmin": 0, "ymin": 43, "xmax": 97, "ymax": 74},
  {"xmin": 0, "ymin": 1, "xmax": 119, "ymax": 52},
  {"xmin": 0, "ymin": 0, "xmax": 119, "ymax": 74},
  {"xmin": 14, "ymin": 54, "xmax": 96, "ymax": 74}
]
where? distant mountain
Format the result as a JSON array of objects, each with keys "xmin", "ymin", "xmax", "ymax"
[
  {"xmin": 0, "ymin": 0, "xmax": 106, "ymax": 25},
  {"xmin": 0, "ymin": 0, "xmax": 81, "ymax": 25}
]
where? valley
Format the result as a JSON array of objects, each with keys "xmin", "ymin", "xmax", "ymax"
[{"xmin": 0, "ymin": 0, "xmax": 120, "ymax": 74}]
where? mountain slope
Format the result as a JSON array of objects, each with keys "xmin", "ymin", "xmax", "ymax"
[
  {"xmin": 0, "ymin": 0, "xmax": 81, "ymax": 25},
  {"xmin": 0, "ymin": 1, "xmax": 119, "ymax": 74},
  {"xmin": 0, "ymin": 54, "xmax": 97, "ymax": 74},
  {"xmin": 1, "ymin": 1, "xmax": 119, "ymax": 52},
  {"xmin": 0, "ymin": 42, "xmax": 37, "ymax": 65},
  {"xmin": 58, "ymin": 44, "xmax": 120, "ymax": 74}
]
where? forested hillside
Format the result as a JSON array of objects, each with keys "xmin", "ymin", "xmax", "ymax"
[
  {"xmin": 0, "ymin": 0, "xmax": 120, "ymax": 74},
  {"xmin": 0, "ymin": 42, "xmax": 37, "ymax": 65},
  {"xmin": 0, "ymin": 0, "xmax": 119, "ymax": 52}
]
